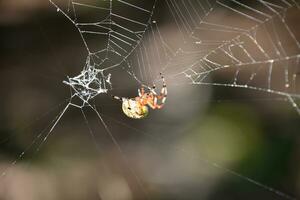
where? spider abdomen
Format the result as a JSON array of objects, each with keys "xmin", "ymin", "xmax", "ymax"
[{"xmin": 122, "ymin": 99, "xmax": 149, "ymax": 119}]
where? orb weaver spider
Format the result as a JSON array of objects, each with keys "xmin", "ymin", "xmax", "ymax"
[{"xmin": 112, "ymin": 73, "xmax": 167, "ymax": 119}]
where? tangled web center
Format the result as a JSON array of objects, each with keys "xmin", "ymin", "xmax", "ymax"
[{"xmin": 63, "ymin": 57, "xmax": 111, "ymax": 106}]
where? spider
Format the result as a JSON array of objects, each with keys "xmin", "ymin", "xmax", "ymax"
[{"xmin": 112, "ymin": 73, "xmax": 167, "ymax": 119}]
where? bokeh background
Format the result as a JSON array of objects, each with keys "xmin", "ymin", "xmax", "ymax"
[{"xmin": 0, "ymin": 0, "xmax": 300, "ymax": 200}]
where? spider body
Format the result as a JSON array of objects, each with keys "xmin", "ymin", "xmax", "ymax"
[
  {"xmin": 122, "ymin": 98, "xmax": 149, "ymax": 119},
  {"xmin": 113, "ymin": 74, "xmax": 167, "ymax": 119}
]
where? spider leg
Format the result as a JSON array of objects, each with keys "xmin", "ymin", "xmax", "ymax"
[
  {"xmin": 159, "ymin": 84, "xmax": 167, "ymax": 104},
  {"xmin": 111, "ymin": 95, "xmax": 123, "ymax": 102},
  {"xmin": 138, "ymin": 87, "xmax": 145, "ymax": 97},
  {"xmin": 160, "ymin": 73, "xmax": 166, "ymax": 88},
  {"xmin": 146, "ymin": 94, "xmax": 164, "ymax": 110},
  {"xmin": 147, "ymin": 100, "xmax": 157, "ymax": 109},
  {"xmin": 138, "ymin": 89, "xmax": 141, "ymax": 97},
  {"xmin": 149, "ymin": 73, "xmax": 167, "ymax": 109},
  {"xmin": 151, "ymin": 99, "xmax": 164, "ymax": 109},
  {"xmin": 151, "ymin": 82, "xmax": 157, "ymax": 92},
  {"xmin": 150, "ymin": 84, "xmax": 157, "ymax": 95},
  {"xmin": 157, "ymin": 73, "xmax": 167, "ymax": 100}
]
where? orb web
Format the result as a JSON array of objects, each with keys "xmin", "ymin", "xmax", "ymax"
[
  {"xmin": 1, "ymin": 0, "xmax": 300, "ymax": 199},
  {"xmin": 49, "ymin": 0, "xmax": 300, "ymax": 114}
]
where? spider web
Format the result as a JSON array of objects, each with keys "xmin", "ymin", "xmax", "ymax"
[
  {"xmin": 49, "ymin": 0, "xmax": 300, "ymax": 113},
  {"xmin": 1, "ymin": 0, "xmax": 300, "ymax": 199},
  {"xmin": 123, "ymin": 0, "xmax": 300, "ymax": 115}
]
